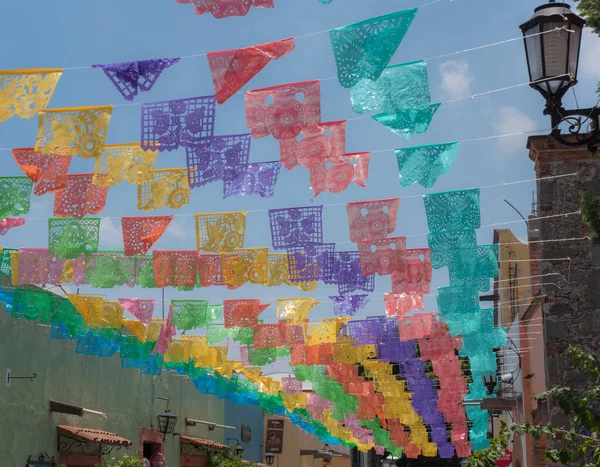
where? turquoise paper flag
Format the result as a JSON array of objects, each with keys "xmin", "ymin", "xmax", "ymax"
[
  {"xmin": 395, "ymin": 142, "xmax": 459, "ymax": 188},
  {"xmin": 372, "ymin": 103, "xmax": 440, "ymax": 139},
  {"xmin": 423, "ymin": 188, "xmax": 481, "ymax": 232},
  {"xmin": 329, "ymin": 9, "xmax": 418, "ymax": 88},
  {"xmin": 350, "ymin": 60, "xmax": 430, "ymax": 114},
  {"xmin": 447, "ymin": 244, "xmax": 499, "ymax": 292}
]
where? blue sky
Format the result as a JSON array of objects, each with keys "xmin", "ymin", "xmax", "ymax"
[{"xmin": 2, "ymin": 0, "xmax": 600, "ymax": 371}]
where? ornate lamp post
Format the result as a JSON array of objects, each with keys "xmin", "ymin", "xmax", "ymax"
[
  {"xmin": 520, "ymin": 1, "xmax": 599, "ymax": 152},
  {"xmin": 155, "ymin": 397, "xmax": 178, "ymax": 441}
]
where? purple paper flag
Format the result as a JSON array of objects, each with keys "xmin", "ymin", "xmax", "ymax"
[
  {"xmin": 329, "ymin": 294, "xmax": 369, "ymax": 316},
  {"xmin": 141, "ymin": 95, "xmax": 216, "ymax": 151},
  {"xmin": 286, "ymin": 243, "xmax": 335, "ymax": 283},
  {"xmin": 325, "ymin": 251, "xmax": 375, "ymax": 295},
  {"xmin": 93, "ymin": 58, "xmax": 180, "ymax": 102},
  {"xmin": 186, "ymin": 134, "xmax": 252, "ymax": 188},
  {"xmin": 268, "ymin": 206, "xmax": 324, "ymax": 250},
  {"xmin": 222, "ymin": 161, "xmax": 281, "ymax": 199}
]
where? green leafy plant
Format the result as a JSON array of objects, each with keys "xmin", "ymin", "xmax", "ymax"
[
  {"xmin": 209, "ymin": 445, "xmax": 258, "ymax": 467},
  {"xmin": 101, "ymin": 454, "xmax": 144, "ymax": 467},
  {"xmin": 580, "ymin": 190, "xmax": 600, "ymax": 244},
  {"xmin": 575, "ymin": 0, "xmax": 600, "ymax": 36},
  {"xmin": 468, "ymin": 346, "xmax": 600, "ymax": 466},
  {"xmin": 573, "ymin": 0, "xmax": 600, "ymax": 93}
]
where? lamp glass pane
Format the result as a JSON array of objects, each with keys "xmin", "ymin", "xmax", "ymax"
[
  {"xmin": 567, "ymin": 21, "xmax": 582, "ymax": 81},
  {"xmin": 524, "ymin": 24, "xmax": 542, "ymax": 81},
  {"xmin": 542, "ymin": 21, "xmax": 570, "ymax": 91}
]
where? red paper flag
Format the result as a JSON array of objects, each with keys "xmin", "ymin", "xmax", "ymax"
[
  {"xmin": 209, "ymin": 38, "xmax": 295, "ymax": 104},
  {"xmin": 12, "ymin": 148, "xmax": 72, "ymax": 196},
  {"xmin": 121, "ymin": 216, "xmax": 173, "ymax": 256}
]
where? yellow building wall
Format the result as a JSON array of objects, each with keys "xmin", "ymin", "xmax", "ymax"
[
  {"xmin": 496, "ymin": 229, "xmax": 532, "ymax": 326},
  {"xmin": 263, "ymin": 414, "xmax": 350, "ymax": 467}
]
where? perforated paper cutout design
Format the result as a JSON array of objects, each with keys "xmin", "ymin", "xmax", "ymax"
[
  {"xmin": 329, "ymin": 9, "xmax": 417, "ymax": 88},
  {"xmin": 269, "ymin": 206, "xmax": 323, "ymax": 249},
  {"xmin": 17, "ymin": 248, "xmax": 70, "ymax": 286},
  {"xmin": 276, "ymin": 297, "xmax": 319, "ymax": 323},
  {"xmin": 141, "ymin": 96, "xmax": 216, "ymax": 151},
  {"xmin": 198, "ymin": 254, "xmax": 225, "ymax": 287},
  {"xmin": 326, "ymin": 251, "xmax": 375, "ymax": 295},
  {"xmin": 84, "ymin": 252, "xmax": 135, "ymax": 288},
  {"xmin": 93, "ymin": 143, "xmax": 158, "ymax": 187},
  {"xmin": 186, "ymin": 134, "xmax": 252, "ymax": 187},
  {"xmin": 253, "ymin": 324, "xmax": 285, "ymax": 349},
  {"xmin": 35, "ymin": 105, "xmax": 112, "ymax": 159},
  {"xmin": 347, "ymin": 198, "xmax": 400, "ymax": 242},
  {"xmin": 208, "ymin": 38, "xmax": 295, "ymax": 103},
  {"xmin": 0, "ymin": 218, "xmax": 25, "ymax": 235},
  {"xmin": 121, "ymin": 215, "xmax": 173, "ymax": 257},
  {"xmin": 223, "ymin": 299, "xmax": 268, "ymax": 328},
  {"xmin": 118, "ymin": 298, "xmax": 155, "ymax": 326},
  {"xmin": 287, "ymin": 243, "xmax": 335, "ymax": 282},
  {"xmin": 93, "ymin": 59, "xmax": 179, "ymax": 102},
  {"xmin": 0, "ymin": 176, "xmax": 33, "ymax": 220},
  {"xmin": 330, "ymin": 295, "xmax": 369, "ymax": 316},
  {"xmin": 309, "ymin": 152, "xmax": 370, "ymax": 197},
  {"xmin": 48, "ymin": 218, "xmax": 100, "ymax": 259},
  {"xmin": 191, "ymin": 0, "xmax": 274, "ymax": 18},
  {"xmin": 12, "ymin": 148, "xmax": 72, "ymax": 196},
  {"xmin": 357, "ymin": 236, "xmax": 407, "ymax": 276},
  {"xmin": 423, "ymin": 188, "xmax": 480, "ymax": 232},
  {"xmin": 245, "ymin": 81, "xmax": 321, "ymax": 140},
  {"xmin": 395, "ymin": 142, "xmax": 459, "ymax": 188},
  {"xmin": 372, "ymin": 103, "xmax": 440, "ymax": 139},
  {"xmin": 384, "ymin": 292, "xmax": 424, "ymax": 318},
  {"xmin": 138, "ymin": 169, "xmax": 191, "ymax": 211},
  {"xmin": 195, "ymin": 211, "xmax": 247, "ymax": 252},
  {"xmin": 171, "ymin": 300, "xmax": 221, "ymax": 330},
  {"xmin": 53, "ymin": 174, "xmax": 109, "ymax": 219},
  {"xmin": 0, "ymin": 69, "xmax": 63, "ymax": 123},
  {"xmin": 222, "ymin": 161, "xmax": 281, "ymax": 199},
  {"xmin": 279, "ymin": 120, "xmax": 346, "ymax": 170},
  {"xmin": 153, "ymin": 250, "xmax": 198, "ymax": 288},
  {"xmin": 266, "ymin": 253, "xmax": 318, "ymax": 291},
  {"xmin": 221, "ymin": 247, "xmax": 268, "ymax": 288},
  {"xmin": 391, "ymin": 248, "xmax": 432, "ymax": 294},
  {"xmin": 427, "ymin": 228, "xmax": 477, "ymax": 269},
  {"xmin": 350, "ymin": 60, "xmax": 430, "ymax": 114},
  {"xmin": 447, "ymin": 244, "xmax": 498, "ymax": 292}
]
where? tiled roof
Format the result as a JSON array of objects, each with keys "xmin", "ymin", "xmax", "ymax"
[
  {"xmin": 180, "ymin": 435, "xmax": 229, "ymax": 451},
  {"xmin": 57, "ymin": 425, "xmax": 132, "ymax": 447}
]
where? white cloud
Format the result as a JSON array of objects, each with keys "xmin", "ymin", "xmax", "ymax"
[
  {"xmin": 99, "ymin": 217, "xmax": 123, "ymax": 249},
  {"xmin": 439, "ymin": 60, "xmax": 474, "ymax": 99},
  {"xmin": 491, "ymin": 106, "xmax": 537, "ymax": 150},
  {"xmin": 166, "ymin": 221, "xmax": 186, "ymax": 239},
  {"xmin": 579, "ymin": 28, "xmax": 600, "ymax": 79}
]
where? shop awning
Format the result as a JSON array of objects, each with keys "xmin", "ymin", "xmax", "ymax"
[
  {"xmin": 180, "ymin": 435, "xmax": 229, "ymax": 452},
  {"xmin": 57, "ymin": 425, "xmax": 132, "ymax": 447}
]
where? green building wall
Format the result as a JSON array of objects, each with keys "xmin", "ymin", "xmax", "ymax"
[{"xmin": 0, "ymin": 308, "xmax": 227, "ymax": 466}]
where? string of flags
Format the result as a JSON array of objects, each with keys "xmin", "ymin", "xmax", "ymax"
[{"xmin": 0, "ymin": 5, "xmax": 516, "ymax": 459}]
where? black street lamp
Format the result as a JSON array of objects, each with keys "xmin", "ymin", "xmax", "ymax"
[
  {"xmin": 227, "ymin": 438, "xmax": 245, "ymax": 458},
  {"xmin": 155, "ymin": 397, "xmax": 178, "ymax": 440},
  {"xmin": 520, "ymin": 1, "xmax": 600, "ymax": 152},
  {"xmin": 482, "ymin": 375, "xmax": 498, "ymax": 395},
  {"xmin": 264, "ymin": 452, "xmax": 275, "ymax": 465}
]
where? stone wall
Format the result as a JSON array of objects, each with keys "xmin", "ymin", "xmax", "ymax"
[{"xmin": 527, "ymin": 135, "xmax": 600, "ymax": 429}]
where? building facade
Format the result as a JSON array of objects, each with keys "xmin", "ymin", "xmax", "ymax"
[
  {"xmin": 0, "ymin": 294, "xmax": 269, "ymax": 467},
  {"xmin": 527, "ymin": 136, "xmax": 600, "ymax": 431},
  {"xmin": 262, "ymin": 414, "xmax": 350, "ymax": 467}
]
